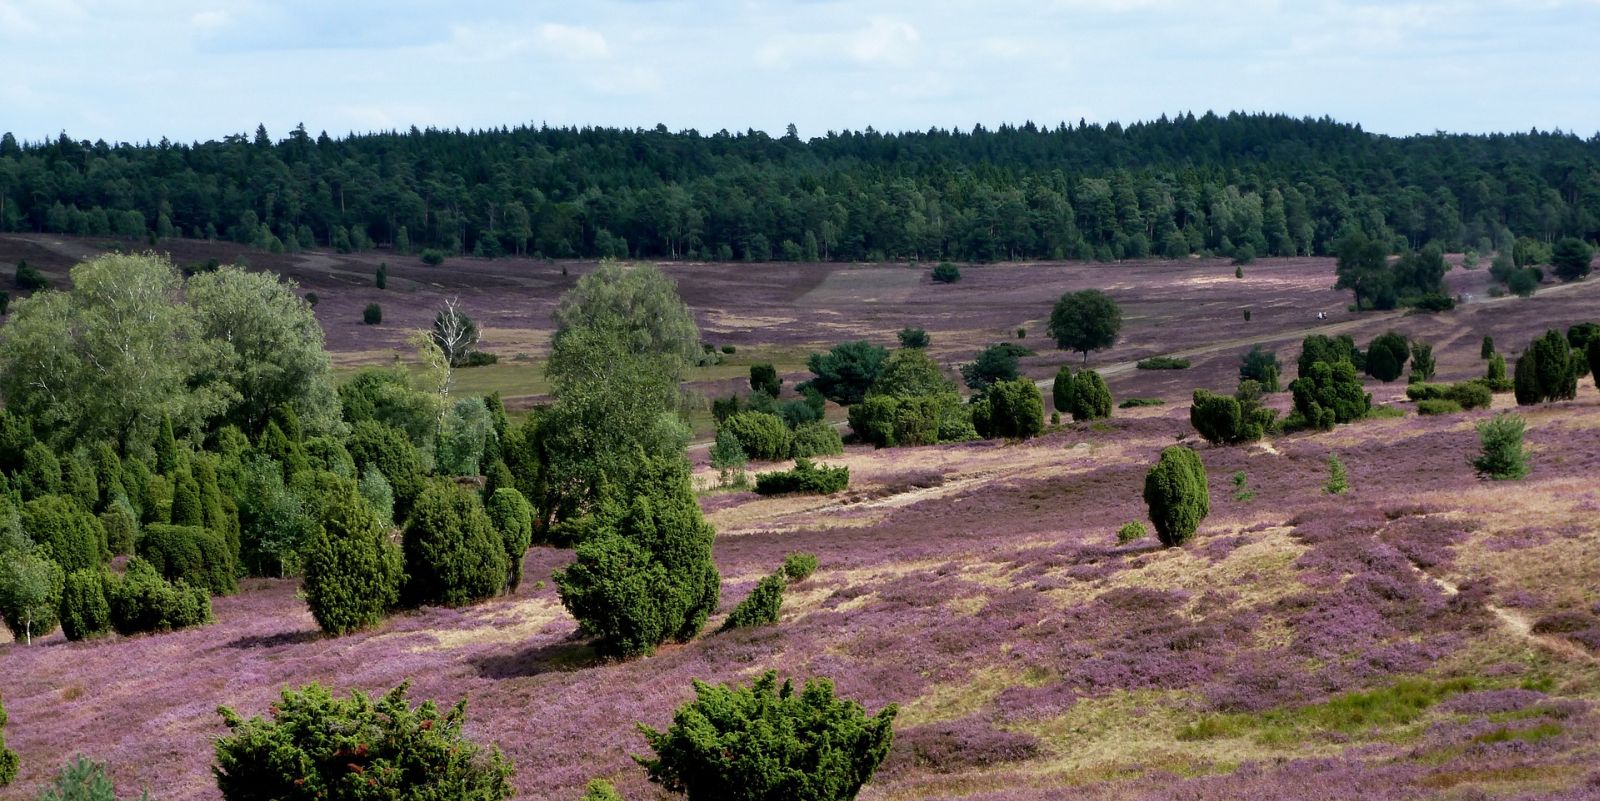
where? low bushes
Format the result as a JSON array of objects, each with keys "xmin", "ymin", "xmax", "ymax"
[
  {"xmin": 789, "ymin": 421, "xmax": 844, "ymax": 457},
  {"xmin": 1405, "ymin": 381, "xmax": 1492, "ymax": 410},
  {"xmin": 1416, "ymin": 398, "xmax": 1462, "ymax": 416},
  {"xmin": 1189, "ymin": 381, "xmax": 1277, "ymax": 445},
  {"xmin": 638, "ymin": 672, "xmax": 896, "ymax": 801},
  {"xmin": 720, "ymin": 411, "xmax": 792, "ymax": 461},
  {"xmin": 755, "ymin": 459, "xmax": 849, "ymax": 496},
  {"xmin": 1136, "ymin": 356, "xmax": 1190, "ymax": 370},
  {"xmin": 107, "ymin": 558, "xmax": 212, "ymax": 636},
  {"xmin": 782, "ymin": 552, "xmax": 819, "ymax": 582},
  {"xmin": 720, "ymin": 572, "xmax": 785, "ymax": 631},
  {"xmin": 970, "ymin": 377, "xmax": 1044, "ymax": 440},
  {"xmin": 136, "ymin": 524, "xmax": 237, "ymax": 596},
  {"xmin": 214, "ymin": 683, "xmax": 513, "ymax": 801},
  {"xmin": 1290, "ymin": 360, "xmax": 1370, "ymax": 430}
]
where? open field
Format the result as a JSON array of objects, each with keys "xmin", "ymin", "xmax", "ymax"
[{"xmin": 2, "ymin": 235, "xmax": 1600, "ymax": 800}]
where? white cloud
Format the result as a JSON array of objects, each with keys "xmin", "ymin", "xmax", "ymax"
[
  {"xmin": 758, "ymin": 16, "xmax": 921, "ymax": 69},
  {"xmin": 538, "ymin": 22, "xmax": 609, "ymax": 60}
]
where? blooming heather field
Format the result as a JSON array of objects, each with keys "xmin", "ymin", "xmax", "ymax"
[{"xmin": 2, "ymin": 235, "xmax": 1600, "ymax": 800}]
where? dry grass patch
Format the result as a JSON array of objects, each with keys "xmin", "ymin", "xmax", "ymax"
[{"xmin": 407, "ymin": 596, "xmax": 567, "ymax": 652}]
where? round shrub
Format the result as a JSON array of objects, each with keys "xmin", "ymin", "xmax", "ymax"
[
  {"xmin": 720, "ymin": 571, "xmax": 785, "ymax": 631},
  {"xmin": 1069, "ymin": 370, "xmax": 1112, "ymax": 422},
  {"xmin": 485, "ymin": 487, "xmax": 534, "ymax": 590},
  {"xmin": 782, "ymin": 552, "xmax": 818, "ymax": 582},
  {"xmin": 107, "ymin": 557, "xmax": 212, "ymax": 636},
  {"xmin": 720, "ymin": 411, "xmax": 792, "ymax": 461},
  {"xmin": 136, "ymin": 523, "xmax": 237, "ymax": 596},
  {"xmin": 59, "ymin": 569, "xmax": 110, "ymax": 641},
  {"xmin": 1051, "ymin": 366, "xmax": 1074, "ymax": 413},
  {"xmin": 23, "ymin": 495, "xmax": 105, "ymax": 573},
  {"xmin": 1290, "ymin": 360, "xmax": 1370, "ymax": 430},
  {"xmin": 971, "ymin": 377, "xmax": 1044, "ymax": 440},
  {"xmin": 1117, "ymin": 521, "xmax": 1147, "ymax": 545},
  {"xmin": 638, "ymin": 671, "xmax": 897, "ymax": 801},
  {"xmin": 214, "ymin": 683, "xmax": 513, "ymax": 801},
  {"xmin": 1416, "ymin": 398, "xmax": 1463, "ymax": 416},
  {"xmin": 302, "ymin": 485, "xmax": 404, "ymax": 636},
  {"xmin": 346, "ymin": 420, "xmax": 426, "ymax": 517},
  {"xmin": 931, "ymin": 261, "xmax": 961, "ymax": 283},
  {"xmin": 1365, "ymin": 331, "xmax": 1409, "ymax": 382},
  {"xmin": 749, "ymin": 364, "xmax": 781, "ymax": 397},
  {"xmin": 754, "ymin": 459, "xmax": 850, "ymax": 496},
  {"xmin": 789, "ymin": 421, "xmax": 844, "ymax": 457},
  {"xmin": 1143, "ymin": 446, "xmax": 1209, "ymax": 548},
  {"xmin": 362, "ymin": 303, "xmax": 382, "ymax": 325},
  {"xmin": 402, "ymin": 482, "xmax": 507, "ymax": 607}
]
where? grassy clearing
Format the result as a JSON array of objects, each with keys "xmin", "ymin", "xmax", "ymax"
[{"xmin": 1177, "ymin": 677, "xmax": 1478, "ymax": 745}]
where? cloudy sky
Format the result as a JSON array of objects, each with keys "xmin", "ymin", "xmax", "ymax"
[{"xmin": 4, "ymin": 0, "xmax": 1599, "ymax": 144}]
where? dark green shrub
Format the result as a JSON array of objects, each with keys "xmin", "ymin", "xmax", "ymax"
[
  {"xmin": 1365, "ymin": 331, "xmax": 1410, "ymax": 382},
  {"xmin": 0, "ymin": 550, "xmax": 64, "ymax": 644},
  {"xmin": 709, "ymin": 428, "xmax": 749, "ymax": 488},
  {"xmin": 722, "ymin": 344, "xmax": 737, "ymax": 355},
  {"xmin": 896, "ymin": 327, "xmax": 929, "ymax": 348},
  {"xmin": 1590, "ymin": 339, "xmax": 1600, "ymax": 390},
  {"xmin": 847, "ymin": 394, "xmax": 958, "ymax": 448},
  {"xmin": 1486, "ymin": 353, "xmax": 1512, "ymax": 391},
  {"xmin": 1190, "ymin": 386, "xmax": 1275, "ymax": 445},
  {"xmin": 462, "ymin": 351, "xmax": 498, "ymax": 367},
  {"xmin": 789, "ymin": 421, "xmax": 844, "ymax": 457},
  {"xmin": 1069, "ymin": 370, "xmax": 1112, "ymax": 421},
  {"xmin": 24, "ymin": 496, "xmax": 105, "ymax": 573},
  {"xmin": 420, "ymin": 248, "xmax": 446, "ymax": 266},
  {"xmin": 637, "ymin": 671, "xmax": 897, "ymax": 801},
  {"xmin": 485, "ymin": 488, "xmax": 534, "ymax": 590},
  {"xmin": 720, "ymin": 572, "xmax": 785, "ymax": 631},
  {"xmin": 1143, "ymin": 446, "xmax": 1209, "ymax": 548},
  {"xmin": 754, "ymin": 459, "xmax": 850, "ymax": 496},
  {"xmin": 1474, "ymin": 413, "xmax": 1530, "ymax": 480},
  {"xmin": 19, "ymin": 441, "xmax": 62, "ymax": 499},
  {"xmin": 1513, "ymin": 350, "xmax": 1539, "ymax": 405},
  {"xmin": 1290, "ymin": 361, "xmax": 1371, "ymax": 430},
  {"xmin": 375, "ymin": 262, "xmax": 388, "ymax": 289},
  {"xmin": 579, "ymin": 780, "xmax": 623, "ymax": 801},
  {"xmin": 1416, "ymin": 398, "xmax": 1463, "ymax": 416},
  {"xmin": 1405, "ymin": 381, "xmax": 1492, "ymax": 410},
  {"xmin": 1051, "ymin": 366, "xmax": 1074, "ymax": 413},
  {"xmin": 1529, "ymin": 329, "xmax": 1580, "ymax": 403},
  {"xmin": 1297, "ymin": 334, "xmax": 1361, "ymax": 377},
  {"xmin": 100, "ymin": 497, "xmax": 139, "ymax": 555},
  {"xmin": 137, "ymin": 524, "xmax": 236, "ymax": 596},
  {"xmin": 214, "ymin": 683, "xmax": 513, "ymax": 801},
  {"xmin": 59, "ymin": 569, "xmax": 110, "ymax": 641},
  {"xmin": 1048, "ymin": 289, "xmax": 1122, "ymax": 362},
  {"xmin": 1508, "ymin": 267, "xmax": 1539, "ymax": 296},
  {"xmin": 107, "ymin": 558, "xmax": 212, "ymax": 636},
  {"xmin": 750, "ymin": 364, "xmax": 782, "ymax": 397},
  {"xmin": 1136, "ymin": 356, "xmax": 1190, "ymax": 370},
  {"xmin": 1119, "ymin": 398, "xmax": 1164, "ymax": 408},
  {"xmin": 1117, "ymin": 521, "xmax": 1147, "ymax": 545},
  {"xmin": 32, "ymin": 756, "xmax": 152, "ymax": 801},
  {"xmin": 1481, "ymin": 335, "xmax": 1495, "ymax": 359},
  {"xmin": 971, "ymin": 378, "xmax": 1044, "ymax": 440},
  {"xmin": 782, "ymin": 552, "xmax": 818, "ymax": 582},
  {"xmin": 931, "ymin": 261, "xmax": 961, "ymax": 283},
  {"xmin": 362, "ymin": 303, "xmax": 382, "ymax": 325},
  {"xmin": 961, "ymin": 343, "xmax": 1028, "ymax": 391},
  {"xmin": 402, "ymin": 482, "xmax": 507, "ymax": 608},
  {"xmin": 720, "ymin": 411, "xmax": 792, "ymax": 461},
  {"xmin": 346, "ymin": 421, "xmax": 426, "ymax": 516},
  {"xmin": 0, "ymin": 697, "xmax": 15, "ymax": 785},
  {"xmin": 555, "ymin": 458, "xmax": 720, "ymax": 658},
  {"xmin": 1550, "ymin": 237, "xmax": 1593, "ymax": 281},
  {"xmin": 302, "ymin": 485, "xmax": 404, "ymax": 636},
  {"xmin": 14, "ymin": 259, "xmax": 48, "ymax": 291},
  {"xmin": 806, "ymin": 341, "xmax": 888, "ymax": 405},
  {"xmin": 1408, "ymin": 341, "xmax": 1436, "ymax": 384}
]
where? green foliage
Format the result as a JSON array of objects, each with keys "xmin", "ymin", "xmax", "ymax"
[
  {"xmin": 337, "ymin": 368, "xmax": 439, "ymax": 446},
  {"xmin": 1364, "ymin": 331, "xmax": 1410, "ymax": 382},
  {"xmin": 1143, "ymin": 446, "xmax": 1209, "ymax": 548},
  {"xmin": 1324, "ymin": 453, "xmax": 1349, "ymax": 495},
  {"xmin": 896, "ymin": 327, "xmax": 929, "ymax": 349},
  {"xmin": 19, "ymin": 441, "xmax": 62, "ymax": 499},
  {"xmin": 806, "ymin": 341, "xmax": 888, "ymax": 406},
  {"xmin": 960, "ymin": 343, "xmax": 1029, "ymax": 391},
  {"xmin": 1179, "ymin": 677, "xmax": 1476, "ymax": 745},
  {"xmin": 0, "ymin": 549, "xmax": 64, "ymax": 644},
  {"xmin": 100, "ymin": 496, "xmax": 139, "ymax": 555},
  {"xmin": 14, "ymin": 259, "xmax": 48, "ymax": 291},
  {"xmin": 1048, "ymin": 289, "xmax": 1122, "ymax": 360},
  {"xmin": 420, "ymin": 249, "xmax": 446, "ymax": 266},
  {"xmin": 1290, "ymin": 361, "xmax": 1371, "ymax": 430},
  {"xmin": 302, "ymin": 484, "xmax": 404, "ymax": 636},
  {"xmin": 431, "ymin": 302, "xmax": 482, "ymax": 367},
  {"xmin": 930, "ymin": 261, "xmax": 961, "ymax": 283},
  {"xmin": 1069, "ymin": 370, "xmax": 1112, "ymax": 422},
  {"xmin": 754, "ymin": 459, "xmax": 850, "ymax": 496},
  {"xmin": 578, "ymin": 780, "xmax": 623, "ymax": 801},
  {"xmin": 1118, "ymin": 398, "xmax": 1164, "ymax": 408},
  {"xmin": 0, "ymin": 696, "xmax": 14, "ymax": 786},
  {"xmin": 485, "ymin": 488, "xmax": 534, "ymax": 590},
  {"xmin": 1516, "ymin": 330, "xmax": 1581, "ymax": 405},
  {"xmin": 1407, "ymin": 341, "xmax": 1436, "ymax": 384},
  {"xmin": 435, "ymin": 397, "xmax": 494, "ymax": 477},
  {"xmin": 782, "ymin": 552, "xmax": 819, "ymax": 582},
  {"xmin": 871, "ymin": 348, "xmax": 955, "ymax": 398},
  {"xmin": 848, "ymin": 349, "xmax": 966, "ymax": 448},
  {"xmin": 1486, "ymin": 352, "xmax": 1511, "ymax": 391},
  {"xmin": 214, "ymin": 682, "xmax": 514, "ymax": 801},
  {"xmin": 720, "ymin": 572, "xmax": 785, "ymax": 631},
  {"xmin": 346, "ymin": 421, "xmax": 426, "ymax": 517},
  {"xmin": 1508, "ymin": 267, "xmax": 1539, "ymax": 296},
  {"xmin": 749, "ymin": 364, "xmax": 782, "ymax": 397},
  {"xmin": 1189, "ymin": 382, "xmax": 1276, "ymax": 445},
  {"xmin": 1404, "ymin": 381, "xmax": 1492, "ymax": 410},
  {"xmin": 709, "ymin": 428, "xmax": 749, "ymax": 488},
  {"xmin": 1136, "ymin": 356, "xmax": 1190, "ymax": 370},
  {"xmin": 107, "ymin": 557, "xmax": 211, "ymax": 636},
  {"xmin": 1235, "ymin": 343, "xmax": 1286, "ymax": 390},
  {"xmin": 233, "ymin": 455, "xmax": 315, "ymax": 577},
  {"xmin": 362, "ymin": 303, "xmax": 382, "ymax": 325},
  {"xmin": 554, "ymin": 458, "xmax": 720, "ymax": 659},
  {"xmin": 550, "ymin": 261, "xmax": 703, "ymax": 381},
  {"xmin": 720, "ymin": 412, "xmax": 792, "ymax": 462},
  {"xmin": 1230, "ymin": 471, "xmax": 1255, "ymax": 502},
  {"xmin": 1116, "ymin": 521, "xmax": 1147, "ymax": 545},
  {"xmin": 1051, "ymin": 366, "xmax": 1074, "ymax": 413},
  {"xmin": 375, "ymin": 262, "xmax": 388, "ymax": 289},
  {"xmin": 136, "ymin": 524, "xmax": 237, "ymax": 596},
  {"xmin": 1474, "ymin": 413, "xmax": 1530, "ymax": 480},
  {"xmin": 970, "ymin": 377, "xmax": 1044, "ymax": 440},
  {"xmin": 1296, "ymin": 334, "xmax": 1361, "ymax": 377},
  {"xmin": 637, "ymin": 671, "xmax": 896, "ymax": 801},
  {"xmin": 31, "ymin": 756, "xmax": 154, "ymax": 801},
  {"xmin": 1550, "ymin": 237, "xmax": 1593, "ymax": 281},
  {"xmin": 789, "ymin": 422, "xmax": 844, "ymax": 458},
  {"xmin": 402, "ymin": 482, "xmax": 507, "ymax": 608},
  {"xmin": 59, "ymin": 569, "xmax": 110, "ymax": 641},
  {"xmin": 24, "ymin": 495, "xmax": 105, "ymax": 573},
  {"xmin": 1591, "ymin": 339, "xmax": 1600, "ymax": 391},
  {"xmin": 1416, "ymin": 398, "xmax": 1462, "ymax": 415}
]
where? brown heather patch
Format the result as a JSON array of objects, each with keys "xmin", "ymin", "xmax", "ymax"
[{"xmin": 897, "ymin": 666, "xmax": 1040, "ymax": 727}]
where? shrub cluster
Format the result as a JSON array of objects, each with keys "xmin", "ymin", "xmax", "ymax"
[
  {"xmin": 721, "ymin": 572, "xmax": 785, "ymax": 631},
  {"xmin": 1290, "ymin": 360, "xmax": 1370, "ymax": 430},
  {"xmin": 1136, "ymin": 356, "xmax": 1190, "ymax": 370},
  {"xmin": 1069, "ymin": 369, "xmax": 1112, "ymax": 421},
  {"xmin": 720, "ymin": 411, "xmax": 792, "ymax": 461},
  {"xmin": 1514, "ymin": 329, "xmax": 1580, "ymax": 405},
  {"xmin": 1117, "ymin": 521, "xmax": 1147, "ymax": 545},
  {"xmin": 1416, "ymin": 398, "xmax": 1462, "ymax": 416},
  {"xmin": 1405, "ymin": 381, "xmax": 1492, "ymax": 410},
  {"xmin": 638, "ymin": 672, "xmax": 897, "ymax": 801},
  {"xmin": 137, "ymin": 523, "xmax": 237, "ymax": 596},
  {"xmin": 107, "ymin": 558, "xmax": 212, "ymax": 636},
  {"xmin": 1365, "ymin": 331, "xmax": 1410, "ymax": 382},
  {"xmin": 1189, "ymin": 381, "xmax": 1277, "ymax": 445},
  {"xmin": 59, "ymin": 569, "xmax": 111, "ymax": 641},
  {"xmin": 0, "ymin": 693, "xmax": 14, "ymax": 787},
  {"xmin": 1143, "ymin": 446, "xmax": 1209, "ymax": 548},
  {"xmin": 485, "ymin": 488, "xmax": 534, "ymax": 591},
  {"xmin": 789, "ymin": 421, "xmax": 845, "ymax": 458},
  {"xmin": 970, "ymin": 377, "xmax": 1044, "ymax": 440},
  {"xmin": 214, "ymin": 683, "xmax": 513, "ymax": 801},
  {"xmin": 754, "ymin": 459, "xmax": 850, "ymax": 496},
  {"xmin": 1239, "ymin": 345, "xmax": 1281, "ymax": 392},
  {"xmin": 302, "ymin": 485, "xmax": 404, "ymax": 636},
  {"xmin": 931, "ymin": 261, "xmax": 961, "ymax": 283}
]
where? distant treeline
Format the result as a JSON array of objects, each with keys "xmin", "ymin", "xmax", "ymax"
[{"xmin": 0, "ymin": 111, "xmax": 1597, "ymax": 262}]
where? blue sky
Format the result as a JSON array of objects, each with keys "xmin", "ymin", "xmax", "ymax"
[{"xmin": 4, "ymin": 0, "xmax": 1599, "ymax": 144}]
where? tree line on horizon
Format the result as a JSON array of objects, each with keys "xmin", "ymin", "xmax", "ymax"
[{"xmin": 0, "ymin": 111, "xmax": 1597, "ymax": 264}]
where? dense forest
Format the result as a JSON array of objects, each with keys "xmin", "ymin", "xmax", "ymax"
[{"xmin": 1, "ymin": 112, "xmax": 1597, "ymax": 263}]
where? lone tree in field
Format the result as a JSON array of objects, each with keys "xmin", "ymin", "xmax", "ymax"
[
  {"xmin": 931, "ymin": 261, "xmax": 961, "ymax": 283},
  {"xmin": 214, "ymin": 683, "xmax": 514, "ymax": 801},
  {"xmin": 1481, "ymin": 335, "xmax": 1495, "ymax": 359},
  {"xmin": 1048, "ymin": 289, "xmax": 1122, "ymax": 363},
  {"xmin": 1474, "ymin": 413, "xmax": 1530, "ymax": 480},
  {"xmin": 638, "ymin": 671, "xmax": 897, "ymax": 801},
  {"xmin": 302, "ymin": 483, "xmax": 404, "ymax": 636},
  {"xmin": 1143, "ymin": 446, "xmax": 1209, "ymax": 548}
]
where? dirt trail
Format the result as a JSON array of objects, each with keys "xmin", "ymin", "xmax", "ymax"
[{"xmin": 1405, "ymin": 544, "xmax": 1598, "ymax": 664}]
